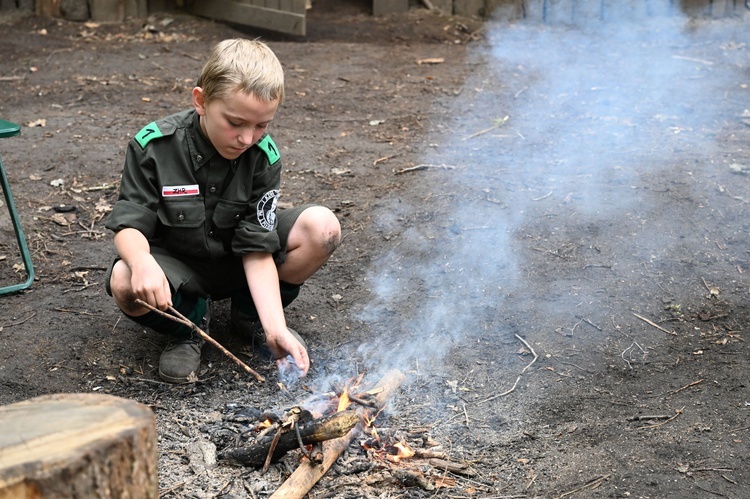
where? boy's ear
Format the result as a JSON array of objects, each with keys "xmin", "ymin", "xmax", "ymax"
[{"xmin": 192, "ymin": 87, "xmax": 206, "ymax": 115}]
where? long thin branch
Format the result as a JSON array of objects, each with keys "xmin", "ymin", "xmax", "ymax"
[
  {"xmin": 633, "ymin": 312, "xmax": 676, "ymax": 336},
  {"xmin": 477, "ymin": 334, "xmax": 538, "ymax": 404},
  {"xmin": 134, "ymin": 299, "xmax": 265, "ymax": 382}
]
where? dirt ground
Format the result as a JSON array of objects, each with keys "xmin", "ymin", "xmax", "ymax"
[{"xmin": 1, "ymin": 2, "xmax": 750, "ymax": 497}]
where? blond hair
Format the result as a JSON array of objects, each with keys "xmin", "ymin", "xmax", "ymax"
[{"xmin": 197, "ymin": 39, "xmax": 284, "ymax": 105}]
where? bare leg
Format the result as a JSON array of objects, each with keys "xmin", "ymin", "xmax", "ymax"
[{"xmin": 277, "ymin": 206, "xmax": 341, "ymax": 285}]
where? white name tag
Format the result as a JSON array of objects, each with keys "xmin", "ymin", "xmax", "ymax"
[{"xmin": 162, "ymin": 184, "xmax": 199, "ymax": 197}]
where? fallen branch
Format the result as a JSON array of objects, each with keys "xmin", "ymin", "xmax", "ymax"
[
  {"xmin": 626, "ymin": 414, "xmax": 672, "ymax": 422},
  {"xmin": 556, "ymin": 474, "xmax": 611, "ymax": 498},
  {"xmin": 393, "ymin": 164, "xmax": 458, "ymax": 175},
  {"xmin": 476, "ymin": 334, "xmax": 538, "ymax": 404},
  {"xmin": 270, "ymin": 369, "xmax": 405, "ymax": 499},
  {"xmin": 134, "ymin": 298, "xmax": 265, "ymax": 382},
  {"xmin": 639, "ymin": 407, "xmax": 685, "ymax": 430},
  {"xmin": 462, "ymin": 115, "xmax": 509, "ymax": 140},
  {"xmin": 219, "ymin": 410, "xmax": 359, "ymax": 467},
  {"xmin": 428, "ymin": 458, "xmax": 475, "ymax": 476},
  {"xmin": 671, "ymin": 379, "xmax": 704, "ymax": 395},
  {"xmin": 632, "ymin": 312, "xmax": 676, "ymax": 336}
]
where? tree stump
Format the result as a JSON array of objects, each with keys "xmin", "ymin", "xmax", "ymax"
[{"xmin": 0, "ymin": 393, "xmax": 158, "ymax": 498}]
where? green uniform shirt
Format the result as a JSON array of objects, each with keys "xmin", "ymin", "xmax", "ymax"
[{"xmin": 106, "ymin": 109, "xmax": 282, "ymax": 260}]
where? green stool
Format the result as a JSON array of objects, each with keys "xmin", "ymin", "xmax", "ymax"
[{"xmin": 0, "ymin": 119, "xmax": 34, "ymax": 294}]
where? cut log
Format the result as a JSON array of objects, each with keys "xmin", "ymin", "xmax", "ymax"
[
  {"xmin": 0, "ymin": 393, "xmax": 158, "ymax": 498},
  {"xmin": 218, "ymin": 410, "xmax": 360, "ymax": 467},
  {"xmin": 270, "ymin": 369, "xmax": 405, "ymax": 499}
]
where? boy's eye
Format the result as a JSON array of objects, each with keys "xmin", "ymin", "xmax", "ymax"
[{"xmin": 228, "ymin": 120, "xmax": 241, "ymax": 127}]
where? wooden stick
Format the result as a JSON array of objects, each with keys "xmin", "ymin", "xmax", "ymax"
[
  {"xmin": 556, "ymin": 474, "xmax": 611, "ymax": 498},
  {"xmin": 632, "ymin": 312, "xmax": 677, "ymax": 336},
  {"xmin": 219, "ymin": 411, "xmax": 359, "ymax": 467},
  {"xmin": 638, "ymin": 407, "xmax": 685, "ymax": 430},
  {"xmin": 393, "ymin": 164, "xmax": 458, "ymax": 175},
  {"xmin": 671, "ymin": 379, "xmax": 704, "ymax": 395},
  {"xmin": 269, "ymin": 369, "xmax": 405, "ymax": 499},
  {"xmin": 477, "ymin": 335, "xmax": 538, "ymax": 404},
  {"xmin": 134, "ymin": 298, "xmax": 265, "ymax": 382}
]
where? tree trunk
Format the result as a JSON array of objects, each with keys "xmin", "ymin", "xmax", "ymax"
[{"xmin": 0, "ymin": 393, "xmax": 158, "ymax": 498}]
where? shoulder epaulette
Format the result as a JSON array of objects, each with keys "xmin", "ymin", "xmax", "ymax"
[
  {"xmin": 134, "ymin": 121, "xmax": 167, "ymax": 149},
  {"xmin": 256, "ymin": 134, "xmax": 280, "ymax": 165}
]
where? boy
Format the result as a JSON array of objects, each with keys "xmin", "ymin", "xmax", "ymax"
[{"xmin": 105, "ymin": 39, "xmax": 341, "ymax": 383}]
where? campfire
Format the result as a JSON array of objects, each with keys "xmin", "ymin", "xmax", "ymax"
[{"xmin": 212, "ymin": 369, "xmax": 475, "ymax": 497}]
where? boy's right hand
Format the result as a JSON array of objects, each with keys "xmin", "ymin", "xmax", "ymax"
[{"xmin": 130, "ymin": 255, "xmax": 172, "ymax": 311}]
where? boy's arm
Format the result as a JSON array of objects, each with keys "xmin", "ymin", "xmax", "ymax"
[
  {"xmin": 114, "ymin": 228, "xmax": 172, "ymax": 311},
  {"xmin": 242, "ymin": 252, "xmax": 309, "ymax": 376}
]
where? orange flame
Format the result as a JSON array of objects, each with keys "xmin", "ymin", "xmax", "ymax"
[
  {"xmin": 256, "ymin": 419, "xmax": 273, "ymax": 431},
  {"xmin": 337, "ymin": 386, "xmax": 350, "ymax": 412},
  {"xmin": 387, "ymin": 442, "xmax": 415, "ymax": 462}
]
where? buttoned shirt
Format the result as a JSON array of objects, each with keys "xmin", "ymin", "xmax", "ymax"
[{"xmin": 106, "ymin": 109, "xmax": 282, "ymax": 260}]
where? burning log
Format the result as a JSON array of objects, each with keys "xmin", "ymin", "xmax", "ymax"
[
  {"xmin": 270, "ymin": 369, "xmax": 405, "ymax": 499},
  {"xmin": 218, "ymin": 410, "xmax": 359, "ymax": 468}
]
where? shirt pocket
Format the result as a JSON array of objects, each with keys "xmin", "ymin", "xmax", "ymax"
[
  {"xmin": 157, "ymin": 197, "xmax": 206, "ymax": 257},
  {"xmin": 211, "ymin": 199, "xmax": 247, "ymax": 251}
]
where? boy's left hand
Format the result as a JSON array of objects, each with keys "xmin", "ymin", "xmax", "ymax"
[{"xmin": 266, "ymin": 328, "xmax": 309, "ymax": 377}]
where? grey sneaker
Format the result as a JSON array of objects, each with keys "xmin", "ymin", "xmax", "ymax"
[
  {"xmin": 158, "ymin": 301, "xmax": 211, "ymax": 383},
  {"xmin": 231, "ymin": 305, "xmax": 307, "ymax": 356},
  {"xmin": 158, "ymin": 337, "xmax": 204, "ymax": 383}
]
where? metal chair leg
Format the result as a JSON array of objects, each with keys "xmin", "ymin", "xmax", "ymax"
[{"xmin": 0, "ymin": 120, "xmax": 34, "ymax": 295}]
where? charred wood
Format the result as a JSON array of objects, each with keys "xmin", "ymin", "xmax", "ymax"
[{"xmin": 218, "ymin": 411, "xmax": 359, "ymax": 467}]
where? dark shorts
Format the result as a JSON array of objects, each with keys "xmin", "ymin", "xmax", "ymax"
[{"xmin": 105, "ymin": 204, "xmax": 314, "ymax": 300}]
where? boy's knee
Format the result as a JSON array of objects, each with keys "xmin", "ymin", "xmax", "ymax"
[
  {"xmin": 319, "ymin": 209, "xmax": 341, "ymax": 255},
  {"xmin": 108, "ymin": 260, "xmax": 131, "ymax": 298},
  {"xmin": 301, "ymin": 206, "xmax": 341, "ymax": 255}
]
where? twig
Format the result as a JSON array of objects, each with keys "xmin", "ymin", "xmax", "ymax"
[
  {"xmin": 477, "ymin": 334, "xmax": 538, "ymax": 404},
  {"xmin": 575, "ymin": 315, "xmax": 602, "ymax": 331},
  {"xmin": 262, "ymin": 426, "xmax": 283, "ymax": 474},
  {"xmin": 671, "ymin": 379, "xmax": 703, "ymax": 395},
  {"xmin": 632, "ymin": 312, "xmax": 676, "ymax": 335},
  {"xmin": 393, "ymin": 164, "xmax": 458, "ymax": 175},
  {"xmin": 53, "ymin": 308, "xmax": 98, "ymax": 316},
  {"xmin": 532, "ymin": 191, "xmax": 553, "ymax": 201},
  {"xmin": 556, "ymin": 474, "xmax": 611, "ymax": 498},
  {"xmin": 626, "ymin": 414, "xmax": 672, "ymax": 422},
  {"xmin": 1, "ymin": 312, "xmax": 36, "ymax": 328},
  {"xmin": 134, "ymin": 299, "xmax": 265, "ymax": 382},
  {"xmin": 639, "ymin": 407, "xmax": 684, "ymax": 429},
  {"xmin": 621, "ymin": 341, "xmax": 645, "ymax": 369},
  {"xmin": 672, "ymin": 55, "xmax": 714, "ymax": 66},
  {"xmin": 372, "ymin": 153, "xmax": 401, "ymax": 167},
  {"xmin": 462, "ymin": 115, "xmax": 509, "ymax": 140}
]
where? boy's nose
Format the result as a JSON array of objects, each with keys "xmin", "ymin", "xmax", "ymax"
[{"xmin": 239, "ymin": 129, "xmax": 256, "ymax": 146}]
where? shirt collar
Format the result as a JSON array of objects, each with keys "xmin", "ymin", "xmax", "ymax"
[{"xmin": 189, "ymin": 110, "xmax": 218, "ymax": 170}]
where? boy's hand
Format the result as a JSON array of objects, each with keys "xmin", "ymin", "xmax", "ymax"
[
  {"xmin": 265, "ymin": 328, "xmax": 309, "ymax": 377},
  {"xmin": 130, "ymin": 255, "xmax": 172, "ymax": 310}
]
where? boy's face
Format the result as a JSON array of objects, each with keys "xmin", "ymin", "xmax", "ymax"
[{"xmin": 193, "ymin": 87, "xmax": 279, "ymax": 160}]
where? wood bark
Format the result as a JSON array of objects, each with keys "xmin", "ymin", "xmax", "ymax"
[
  {"xmin": 218, "ymin": 410, "xmax": 360, "ymax": 467},
  {"xmin": 270, "ymin": 369, "xmax": 405, "ymax": 499},
  {"xmin": 0, "ymin": 393, "xmax": 158, "ymax": 498}
]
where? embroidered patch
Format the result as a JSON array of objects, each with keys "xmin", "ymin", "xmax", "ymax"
[
  {"xmin": 162, "ymin": 185, "xmax": 200, "ymax": 197},
  {"xmin": 135, "ymin": 122, "xmax": 163, "ymax": 149},
  {"xmin": 256, "ymin": 135, "xmax": 280, "ymax": 165},
  {"xmin": 257, "ymin": 189, "xmax": 279, "ymax": 230}
]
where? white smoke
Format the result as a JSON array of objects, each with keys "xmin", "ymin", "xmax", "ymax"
[{"xmin": 334, "ymin": 8, "xmax": 748, "ymax": 383}]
